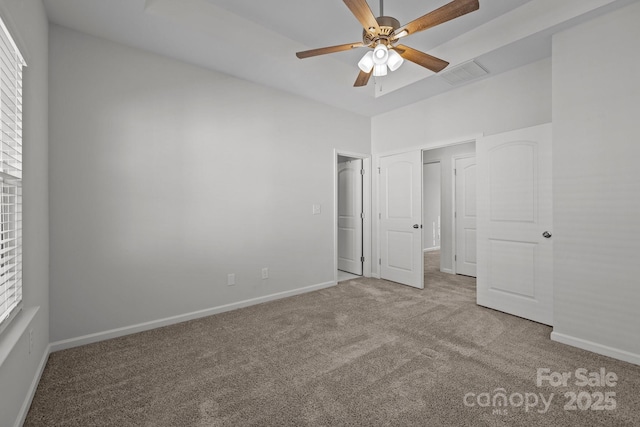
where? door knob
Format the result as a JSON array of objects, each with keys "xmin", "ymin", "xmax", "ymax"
[
  {"xmin": 413, "ymin": 224, "xmax": 420, "ymax": 229},
  {"xmin": 542, "ymin": 231, "xmax": 552, "ymax": 238}
]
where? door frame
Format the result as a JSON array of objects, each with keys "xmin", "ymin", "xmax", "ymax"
[
  {"xmin": 334, "ymin": 150, "xmax": 372, "ymax": 282},
  {"xmin": 373, "ymin": 135, "xmax": 482, "ymax": 279},
  {"xmin": 451, "ymin": 153, "xmax": 476, "ymax": 276}
]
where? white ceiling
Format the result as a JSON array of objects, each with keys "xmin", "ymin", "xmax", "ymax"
[{"xmin": 43, "ymin": 0, "xmax": 635, "ymax": 116}]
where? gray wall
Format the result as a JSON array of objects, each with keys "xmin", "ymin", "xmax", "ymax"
[
  {"xmin": 552, "ymin": 1, "xmax": 640, "ymax": 363},
  {"xmin": 48, "ymin": 25, "xmax": 371, "ymax": 343},
  {"xmin": 0, "ymin": 0, "xmax": 49, "ymax": 426},
  {"xmin": 371, "ymin": 58, "xmax": 552, "ymax": 154},
  {"xmin": 423, "ymin": 143, "xmax": 475, "ymax": 273}
]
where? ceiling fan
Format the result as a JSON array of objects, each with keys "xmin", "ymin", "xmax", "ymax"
[{"xmin": 296, "ymin": 0, "xmax": 479, "ymax": 87}]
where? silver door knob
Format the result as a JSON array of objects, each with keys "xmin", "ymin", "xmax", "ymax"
[
  {"xmin": 413, "ymin": 224, "xmax": 420, "ymax": 229},
  {"xmin": 542, "ymin": 231, "xmax": 552, "ymax": 238}
]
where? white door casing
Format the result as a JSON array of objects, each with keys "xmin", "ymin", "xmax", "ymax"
[
  {"xmin": 338, "ymin": 158, "xmax": 363, "ymax": 275},
  {"xmin": 379, "ymin": 151, "xmax": 423, "ymax": 289},
  {"xmin": 455, "ymin": 156, "xmax": 477, "ymax": 277},
  {"xmin": 477, "ymin": 123, "xmax": 553, "ymax": 325}
]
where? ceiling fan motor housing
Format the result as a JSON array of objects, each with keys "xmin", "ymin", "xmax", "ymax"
[{"xmin": 362, "ymin": 16, "xmax": 401, "ymax": 46}]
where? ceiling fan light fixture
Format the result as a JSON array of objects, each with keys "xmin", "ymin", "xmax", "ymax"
[
  {"xmin": 358, "ymin": 51, "xmax": 374, "ymax": 73},
  {"xmin": 373, "ymin": 64, "xmax": 388, "ymax": 77},
  {"xmin": 387, "ymin": 49, "xmax": 404, "ymax": 72},
  {"xmin": 295, "ymin": 0, "xmax": 480, "ymax": 87},
  {"xmin": 372, "ymin": 44, "xmax": 389, "ymax": 65}
]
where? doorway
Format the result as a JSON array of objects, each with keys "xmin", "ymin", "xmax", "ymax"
[
  {"xmin": 335, "ymin": 151, "xmax": 371, "ymax": 283},
  {"xmin": 337, "ymin": 155, "xmax": 363, "ymax": 280},
  {"xmin": 374, "ymin": 141, "xmax": 476, "ymax": 289},
  {"xmin": 422, "ymin": 142, "xmax": 476, "ymax": 280}
]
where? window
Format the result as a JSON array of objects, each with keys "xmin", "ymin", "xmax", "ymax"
[{"xmin": 0, "ymin": 15, "xmax": 24, "ymax": 336}]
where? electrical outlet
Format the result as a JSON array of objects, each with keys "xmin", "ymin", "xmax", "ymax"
[
  {"xmin": 227, "ymin": 273, "xmax": 235, "ymax": 286},
  {"xmin": 28, "ymin": 329, "xmax": 33, "ymax": 354},
  {"xmin": 261, "ymin": 268, "xmax": 269, "ymax": 280}
]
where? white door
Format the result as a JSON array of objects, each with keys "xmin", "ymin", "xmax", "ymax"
[
  {"xmin": 477, "ymin": 124, "xmax": 553, "ymax": 325},
  {"xmin": 338, "ymin": 158, "xmax": 363, "ymax": 275},
  {"xmin": 455, "ymin": 156, "xmax": 477, "ymax": 277},
  {"xmin": 379, "ymin": 151, "xmax": 423, "ymax": 289}
]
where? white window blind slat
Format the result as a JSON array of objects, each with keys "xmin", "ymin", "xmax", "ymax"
[{"xmin": 0, "ymin": 14, "xmax": 24, "ymax": 335}]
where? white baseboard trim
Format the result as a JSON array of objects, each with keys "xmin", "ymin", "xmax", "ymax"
[
  {"xmin": 551, "ymin": 332, "xmax": 640, "ymax": 366},
  {"xmin": 441, "ymin": 268, "xmax": 454, "ymax": 275},
  {"xmin": 14, "ymin": 343, "xmax": 51, "ymax": 427},
  {"xmin": 423, "ymin": 247, "xmax": 441, "ymax": 253},
  {"xmin": 50, "ymin": 280, "xmax": 337, "ymax": 353}
]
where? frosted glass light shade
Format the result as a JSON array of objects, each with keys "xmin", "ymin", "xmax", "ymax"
[
  {"xmin": 387, "ymin": 49, "xmax": 404, "ymax": 72},
  {"xmin": 372, "ymin": 44, "xmax": 389, "ymax": 65},
  {"xmin": 358, "ymin": 51, "xmax": 374, "ymax": 73},
  {"xmin": 373, "ymin": 64, "xmax": 388, "ymax": 77}
]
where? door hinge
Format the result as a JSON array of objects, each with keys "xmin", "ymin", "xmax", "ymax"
[
  {"xmin": 454, "ymin": 212, "xmax": 457, "ymax": 218},
  {"xmin": 361, "ymin": 212, "xmax": 365, "ymax": 219},
  {"xmin": 378, "ymin": 213, "xmax": 381, "ymax": 220},
  {"xmin": 361, "ymin": 256, "xmax": 365, "ymax": 263},
  {"xmin": 455, "ymin": 255, "xmax": 457, "ymax": 261},
  {"xmin": 378, "ymin": 167, "xmax": 381, "ymax": 174},
  {"xmin": 379, "ymin": 258, "xmax": 381, "ymax": 265},
  {"xmin": 454, "ymin": 169, "xmax": 457, "ymax": 175},
  {"xmin": 361, "ymin": 169, "xmax": 365, "ymax": 176}
]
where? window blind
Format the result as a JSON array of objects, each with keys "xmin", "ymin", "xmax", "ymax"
[{"xmin": 0, "ymin": 14, "xmax": 24, "ymax": 336}]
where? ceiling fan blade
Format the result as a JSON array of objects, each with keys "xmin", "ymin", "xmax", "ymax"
[
  {"xmin": 393, "ymin": 0, "xmax": 479, "ymax": 39},
  {"xmin": 296, "ymin": 42, "xmax": 364, "ymax": 59},
  {"xmin": 343, "ymin": 0, "xmax": 379, "ymax": 33},
  {"xmin": 354, "ymin": 69, "xmax": 372, "ymax": 87},
  {"xmin": 395, "ymin": 45, "xmax": 449, "ymax": 73}
]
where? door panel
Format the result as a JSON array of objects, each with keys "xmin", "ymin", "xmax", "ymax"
[
  {"xmin": 489, "ymin": 143, "xmax": 536, "ymax": 222},
  {"xmin": 464, "ymin": 230, "xmax": 477, "ymax": 263},
  {"xmin": 338, "ymin": 159, "xmax": 363, "ymax": 275},
  {"xmin": 455, "ymin": 156, "xmax": 477, "ymax": 277},
  {"xmin": 489, "ymin": 240, "xmax": 536, "ymax": 297},
  {"xmin": 387, "ymin": 162, "xmax": 413, "ymax": 218},
  {"xmin": 387, "ymin": 231, "xmax": 414, "ymax": 271},
  {"xmin": 380, "ymin": 151, "xmax": 423, "ymax": 289},
  {"xmin": 477, "ymin": 124, "xmax": 553, "ymax": 325}
]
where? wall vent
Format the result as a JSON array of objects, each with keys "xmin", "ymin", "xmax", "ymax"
[{"xmin": 439, "ymin": 60, "xmax": 488, "ymax": 85}]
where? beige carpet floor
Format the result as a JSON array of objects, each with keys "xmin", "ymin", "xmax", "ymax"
[{"xmin": 25, "ymin": 252, "xmax": 640, "ymax": 426}]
